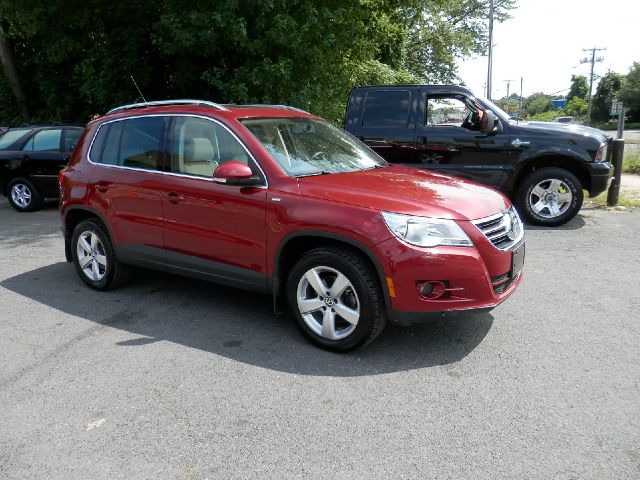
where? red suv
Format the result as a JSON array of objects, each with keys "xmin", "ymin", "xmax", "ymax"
[{"xmin": 59, "ymin": 99, "xmax": 524, "ymax": 351}]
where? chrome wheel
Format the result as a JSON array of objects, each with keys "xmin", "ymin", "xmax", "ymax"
[
  {"xmin": 529, "ymin": 178, "xmax": 573, "ymax": 219},
  {"xmin": 296, "ymin": 266, "xmax": 360, "ymax": 340},
  {"xmin": 76, "ymin": 231, "xmax": 107, "ymax": 281},
  {"xmin": 10, "ymin": 183, "xmax": 32, "ymax": 209}
]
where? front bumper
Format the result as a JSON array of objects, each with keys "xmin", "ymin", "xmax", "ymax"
[
  {"xmin": 586, "ymin": 162, "xmax": 613, "ymax": 197},
  {"xmin": 376, "ymin": 234, "xmax": 524, "ymax": 326}
]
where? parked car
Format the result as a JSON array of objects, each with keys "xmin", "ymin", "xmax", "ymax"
[
  {"xmin": 59, "ymin": 99, "xmax": 524, "ymax": 352},
  {"xmin": 552, "ymin": 116, "xmax": 574, "ymax": 124},
  {"xmin": 0, "ymin": 124, "xmax": 84, "ymax": 211},
  {"xmin": 344, "ymin": 85, "xmax": 613, "ymax": 226}
]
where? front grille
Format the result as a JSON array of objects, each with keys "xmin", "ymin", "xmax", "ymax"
[{"xmin": 472, "ymin": 207, "xmax": 524, "ymax": 251}]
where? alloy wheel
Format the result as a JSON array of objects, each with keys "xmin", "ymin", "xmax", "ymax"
[
  {"xmin": 296, "ymin": 266, "xmax": 360, "ymax": 340},
  {"xmin": 76, "ymin": 231, "xmax": 107, "ymax": 281},
  {"xmin": 10, "ymin": 183, "xmax": 32, "ymax": 209},
  {"xmin": 529, "ymin": 178, "xmax": 573, "ymax": 218}
]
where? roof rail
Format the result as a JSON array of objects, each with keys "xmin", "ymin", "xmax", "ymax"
[
  {"xmin": 107, "ymin": 99, "xmax": 230, "ymax": 115},
  {"xmin": 235, "ymin": 104, "xmax": 310, "ymax": 114}
]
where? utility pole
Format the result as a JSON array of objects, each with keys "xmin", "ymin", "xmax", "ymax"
[
  {"xmin": 486, "ymin": 0, "xmax": 494, "ymax": 100},
  {"xmin": 503, "ymin": 79, "xmax": 515, "ymax": 98},
  {"xmin": 481, "ymin": 83, "xmax": 487, "ymax": 98},
  {"xmin": 580, "ymin": 46, "xmax": 605, "ymax": 124},
  {"xmin": 519, "ymin": 77, "xmax": 523, "ymax": 117}
]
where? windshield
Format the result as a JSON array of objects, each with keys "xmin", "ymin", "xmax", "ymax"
[
  {"xmin": 477, "ymin": 98, "xmax": 512, "ymax": 121},
  {"xmin": 0, "ymin": 128, "xmax": 31, "ymax": 149},
  {"xmin": 241, "ymin": 117, "xmax": 386, "ymax": 177}
]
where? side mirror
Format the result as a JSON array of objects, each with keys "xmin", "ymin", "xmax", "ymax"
[
  {"xmin": 213, "ymin": 161, "xmax": 261, "ymax": 186},
  {"xmin": 481, "ymin": 109, "xmax": 497, "ymax": 134}
]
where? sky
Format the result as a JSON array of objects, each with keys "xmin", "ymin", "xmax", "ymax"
[{"xmin": 456, "ymin": 0, "xmax": 640, "ymax": 100}]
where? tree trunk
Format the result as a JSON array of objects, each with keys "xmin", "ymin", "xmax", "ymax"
[{"xmin": 0, "ymin": 29, "xmax": 29, "ymax": 122}]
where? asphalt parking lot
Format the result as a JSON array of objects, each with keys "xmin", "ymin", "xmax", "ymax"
[{"xmin": 0, "ymin": 200, "xmax": 639, "ymax": 479}]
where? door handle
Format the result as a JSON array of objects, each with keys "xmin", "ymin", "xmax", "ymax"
[
  {"xmin": 166, "ymin": 192, "xmax": 181, "ymax": 204},
  {"xmin": 95, "ymin": 182, "xmax": 109, "ymax": 193},
  {"xmin": 511, "ymin": 138, "xmax": 530, "ymax": 148}
]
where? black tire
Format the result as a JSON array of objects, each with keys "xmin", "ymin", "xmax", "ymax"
[
  {"xmin": 516, "ymin": 167, "xmax": 583, "ymax": 227},
  {"xmin": 286, "ymin": 246, "xmax": 387, "ymax": 352},
  {"xmin": 71, "ymin": 219, "xmax": 130, "ymax": 290},
  {"xmin": 7, "ymin": 177, "xmax": 43, "ymax": 212}
]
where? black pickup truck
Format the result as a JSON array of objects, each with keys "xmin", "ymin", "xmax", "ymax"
[
  {"xmin": 344, "ymin": 85, "xmax": 613, "ymax": 226},
  {"xmin": 0, "ymin": 125, "xmax": 83, "ymax": 211}
]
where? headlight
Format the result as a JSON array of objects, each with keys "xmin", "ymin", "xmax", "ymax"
[{"xmin": 381, "ymin": 212, "xmax": 473, "ymax": 247}]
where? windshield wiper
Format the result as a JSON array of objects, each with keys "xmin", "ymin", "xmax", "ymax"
[{"xmin": 295, "ymin": 170, "xmax": 332, "ymax": 178}]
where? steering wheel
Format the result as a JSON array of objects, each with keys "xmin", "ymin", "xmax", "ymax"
[{"xmin": 462, "ymin": 111, "xmax": 482, "ymax": 131}]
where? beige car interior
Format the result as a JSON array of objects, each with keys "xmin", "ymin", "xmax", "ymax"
[{"xmin": 178, "ymin": 119, "xmax": 250, "ymax": 178}]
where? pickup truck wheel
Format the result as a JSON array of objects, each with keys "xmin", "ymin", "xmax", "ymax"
[
  {"xmin": 516, "ymin": 167, "xmax": 583, "ymax": 227},
  {"xmin": 286, "ymin": 247, "xmax": 387, "ymax": 352},
  {"xmin": 7, "ymin": 178, "xmax": 42, "ymax": 212},
  {"xmin": 71, "ymin": 219, "xmax": 130, "ymax": 290}
]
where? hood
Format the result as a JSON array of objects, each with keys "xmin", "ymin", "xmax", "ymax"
[
  {"xmin": 516, "ymin": 120, "xmax": 610, "ymax": 143},
  {"xmin": 298, "ymin": 165, "xmax": 510, "ymax": 221}
]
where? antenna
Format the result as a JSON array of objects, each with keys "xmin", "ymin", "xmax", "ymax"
[{"xmin": 130, "ymin": 76, "xmax": 147, "ymax": 103}]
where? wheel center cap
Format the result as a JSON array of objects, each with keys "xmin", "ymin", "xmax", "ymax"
[
  {"xmin": 544, "ymin": 192, "xmax": 557, "ymax": 203},
  {"xmin": 324, "ymin": 297, "xmax": 335, "ymax": 307}
]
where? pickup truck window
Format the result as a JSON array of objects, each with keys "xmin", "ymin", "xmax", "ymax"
[
  {"xmin": 22, "ymin": 129, "xmax": 62, "ymax": 152},
  {"xmin": 362, "ymin": 90, "xmax": 410, "ymax": 127},
  {"xmin": 427, "ymin": 95, "xmax": 480, "ymax": 131}
]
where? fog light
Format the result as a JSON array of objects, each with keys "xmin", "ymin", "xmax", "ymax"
[{"xmin": 418, "ymin": 281, "xmax": 447, "ymax": 299}]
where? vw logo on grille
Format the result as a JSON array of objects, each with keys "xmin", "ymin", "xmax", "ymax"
[{"xmin": 506, "ymin": 212, "xmax": 519, "ymax": 241}]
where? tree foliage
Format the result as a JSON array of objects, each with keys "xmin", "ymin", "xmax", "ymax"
[
  {"xmin": 0, "ymin": 0, "xmax": 516, "ymax": 125},
  {"xmin": 568, "ymin": 75, "xmax": 588, "ymax": 100},
  {"xmin": 619, "ymin": 62, "xmax": 640, "ymax": 122},
  {"xmin": 523, "ymin": 92, "xmax": 552, "ymax": 117},
  {"xmin": 591, "ymin": 71, "xmax": 624, "ymax": 122}
]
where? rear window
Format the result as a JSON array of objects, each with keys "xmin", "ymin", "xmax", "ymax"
[
  {"xmin": 362, "ymin": 90, "xmax": 411, "ymax": 127},
  {"xmin": 0, "ymin": 128, "xmax": 31, "ymax": 149},
  {"xmin": 90, "ymin": 117, "xmax": 164, "ymax": 171}
]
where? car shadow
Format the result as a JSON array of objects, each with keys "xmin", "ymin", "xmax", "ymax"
[
  {"xmin": 1, "ymin": 263, "xmax": 494, "ymax": 377},
  {"xmin": 523, "ymin": 212, "xmax": 587, "ymax": 231}
]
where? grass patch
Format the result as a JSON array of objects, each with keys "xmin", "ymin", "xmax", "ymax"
[
  {"xmin": 623, "ymin": 151, "xmax": 640, "ymax": 174},
  {"xmin": 588, "ymin": 191, "xmax": 640, "ymax": 209}
]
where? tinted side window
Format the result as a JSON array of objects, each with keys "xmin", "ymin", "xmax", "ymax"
[
  {"xmin": 101, "ymin": 122, "xmax": 123, "ymax": 166},
  {"xmin": 96, "ymin": 117, "xmax": 164, "ymax": 171},
  {"xmin": 64, "ymin": 129, "xmax": 82, "ymax": 152},
  {"xmin": 23, "ymin": 129, "xmax": 62, "ymax": 152},
  {"xmin": 362, "ymin": 90, "xmax": 410, "ymax": 127},
  {"xmin": 119, "ymin": 117, "xmax": 164, "ymax": 170},
  {"xmin": 170, "ymin": 117, "xmax": 259, "ymax": 179},
  {"xmin": 89, "ymin": 124, "xmax": 109, "ymax": 162},
  {"xmin": 0, "ymin": 128, "xmax": 31, "ymax": 149}
]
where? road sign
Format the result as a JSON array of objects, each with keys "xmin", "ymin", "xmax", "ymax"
[{"xmin": 610, "ymin": 99, "xmax": 623, "ymax": 116}]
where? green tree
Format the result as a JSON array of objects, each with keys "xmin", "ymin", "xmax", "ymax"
[
  {"xmin": 565, "ymin": 96, "xmax": 587, "ymax": 118},
  {"xmin": 523, "ymin": 92, "xmax": 552, "ymax": 117},
  {"xmin": 568, "ymin": 75, "xmax": 588, "ymax": 100},
  {"xmin": 592, "ymin": 71, "xmax": 624, "ymax": 122},
  {"xmin": 401, "ymin": 0, "xmax": 516, "ymax": 82},
  {"xmin": 0, "ymin": 0, "xmax": 519, "ymax": 125},
  {"xmin": 619, "ymin": 62, "xmax": 640, "ymax": 122}
]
